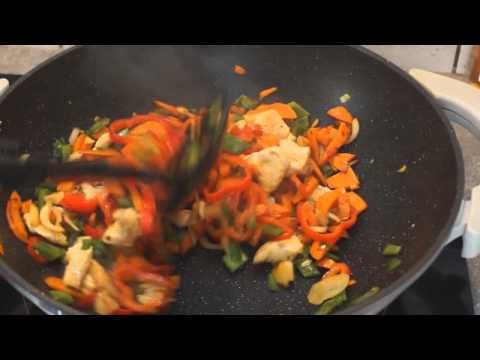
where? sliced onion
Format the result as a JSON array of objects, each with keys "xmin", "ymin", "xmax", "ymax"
[
  {"xmin": 346, "ymin": 118, "xmax": 360, "ymax": 145},
  {"xmin": 69, "ymin": 128, "xmax": 82, "ymax": 145},
  {"xmin": 40, "ymin": 203, "xmax": 64, "ymax": 233}
]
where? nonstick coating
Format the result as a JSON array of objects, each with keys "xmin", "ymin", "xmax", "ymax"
[{"xmin": 0, "ymin": 45, "xmax": 464, "ymax": 315}]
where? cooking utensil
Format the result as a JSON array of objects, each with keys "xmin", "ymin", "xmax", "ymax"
[
  {"xmin": 0, "ymin": 45, "xmax": 472, "ymax": 315},
  {"xmin": 0, "ymin": 95, "xmax": 229, "ymax": 211}
]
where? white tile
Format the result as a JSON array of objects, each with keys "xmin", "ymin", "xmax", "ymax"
[{"xmin": 363, "ymin": 45, "xmax": 458, "ymax": 73}]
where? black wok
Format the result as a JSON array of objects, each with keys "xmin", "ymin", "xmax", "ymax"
[{"xmin": 0, "ymin": 45, "xmax": 464, "ymax": 315}]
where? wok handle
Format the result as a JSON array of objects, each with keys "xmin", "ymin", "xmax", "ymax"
[
  {"xmin": 0, "ymin": 78, "xmax": 9, "ymax": 97},
  {"xmin": 409, "ymin": 69, "xmax": 480, "ymax": 259}
]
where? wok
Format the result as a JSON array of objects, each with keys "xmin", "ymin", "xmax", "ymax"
[{"xmin": 0, "ymin": 45, "xmax": 466, "ymax": 315}]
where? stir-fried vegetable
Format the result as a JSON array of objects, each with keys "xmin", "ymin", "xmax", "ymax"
[
  {"xmin": 315, "ymin": 291, "xmax": 347, "ymax": 315},
  {"xmin": 383, "ymin": 244, "xmax": 402, "ymax": 256},
  {"xmin": 386, "ymin": 258, "xmax": 402, "ymax": 272},
  {"xmin": 350, "ymin": 287, "xmax": 380, "ymax": 305},
  {"xmin": 33, "ymin": 242, "xmax": 66, "ymax": 262},
  {"xmin": 53, "ymin": 138, "xmax": 73, "ymax": 162},
  {"xmin": 6, "ymin": 84, "xmax": 369, "ymax": 315},
  {"xmin": 267, "ymin": 272, "xmax": 280, "ymax": 292},
  {"xmin": 223, "ymin": 243, "xmax": 248, "ymax": 273},
  {"xmin": 223, "ymin": 134, "xmax": 252, "ymax": 155},
  {"xmin": 49, "ymin": 290, "xmax": 75, "ymax": 305}
]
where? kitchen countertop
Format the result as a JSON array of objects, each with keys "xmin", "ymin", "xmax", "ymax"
[{"xmin": 0, "ymin": 52, "xmax": 479, "ymax": 314}]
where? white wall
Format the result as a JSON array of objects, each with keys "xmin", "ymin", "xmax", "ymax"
[{"xmin": 0, "ymin": 45, "xmax": 475, "ymax": 76}]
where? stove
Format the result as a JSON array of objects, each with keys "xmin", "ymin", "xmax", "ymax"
[{"xmin": 0, "ymin": 74, "xmax": 474, "ymax": 315}]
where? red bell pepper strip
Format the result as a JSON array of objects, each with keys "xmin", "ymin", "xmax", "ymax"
[
  {"xmin": 26, "ymin": 236, "xmax": 48, "ymax": 265},
  {"xmin": 84, "ymin": 223, "xmax": 106, "ymax": 239},
  {"xmin": 97, "ymin": 192, "xmax": 115, "ymax": 226},
  {"xmin": 203, "ymin": 155, "xmax": 253, "ymax": 203},
  {"xmin": 137, "ymin": 182, "xmax": 156, "ymax": 237},
  {"xmin": 297, "ymin": 201, "xmax": 358, "ymax": 245},
  {"xmin": 61, "ymin": 192, "xmax": 98, "ymax": 215}
]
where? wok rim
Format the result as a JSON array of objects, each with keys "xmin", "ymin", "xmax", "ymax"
[{"xmin": 0, "ymin": 45, "xmax": 465, "ymax": 316}]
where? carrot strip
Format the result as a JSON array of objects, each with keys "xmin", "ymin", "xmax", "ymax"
[
  {"xmin": 234, "ymin": 65, "xmax": 247, "ymax": 75},
  {"xmin": 310, "ymin": 241, "xmax": 327, "ymax": 261},
  {"xmin": 259, "ymin": 87, "xmax": 278, "ymax": 100},
  {"xmin": 73, "ymin": 133, "xmax": 86, "ymax": 153},
  {"xmin": 330, "ymin": 153, "xmax": 356, "ymax": 172}
]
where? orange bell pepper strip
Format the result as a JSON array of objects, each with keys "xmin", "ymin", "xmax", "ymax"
[
  {"xmin": 347, "ymin": 192, "xmax": 368, "ymax": 214},
  {"xmin": 326, "ymin": 167, "xmax": 360, "ymax": 190},
  {"xmin": 315, "ymin": 189, "xmax": 343, "ymax": 217},
  {"xmin": 319, "ymin": 122, "xmax": 351, "ymax": 166},
  {"xmin": 330, "ymin": 153, "xmax": 356, "ymax": 172},
  {"xmin": 0, "ymin": 242, "xmax": 3, "ymax": 256},
  {"xmin": 327, "ymin": 106, "xmax": 354, "ymax": 124},
  {"xmin": 6, "ymin": 191, "xmax": 28, "ymax": 243},
  {"xmin": 204, "ymin": 156, "xmax": 253, "ymax": 203},
  {"xmin": 298, "ymin": 202, "xmax": 358, "ymax": 245}
]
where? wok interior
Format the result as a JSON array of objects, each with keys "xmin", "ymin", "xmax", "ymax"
[{"xmin": 0, "ymin": 45, "xmax": 462, "ymax": 314}]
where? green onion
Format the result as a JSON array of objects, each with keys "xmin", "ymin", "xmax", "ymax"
[
  {"xmin": 117, "ymin": 197, "xmax": 133, "ymax": 208},
  {"xmin": 72, "ymin": 218, "xmax": 84, "ymax": 232},
  {"xmin": 290, "ymin": 117, "xmax": 310, "ymax": 136},
  {"xmin": 383, "ymin": 244, "xmax": 402, "ymax": 256},
  {"xmin": 223, "ymin": 134, "xmax": 252, "ymax": 155},
  {"xmin": 19, "ymin": 153, "xmax": 31, "ymax": 163},
  {"xmin": 53, "ymin": 138, "xmax": 72, "ymax": 162},
  {"xmin": 221, "ymin": 201, "xmax": 234, "ymax": 225},
  {"xmin": 288, "ymin": 101, "xmax": 311, "ymax": 137},
  {"xmin": 34, "ymin": 186, "xmax": 53, "ymax": 208},
  {"xmin": 49, "ymin": 291, "xmax": 74, "ymax": 305},
  {"xmin": 326, "ymin": 253, "xmax": 340, "ymax": 261},
  {"xmin": 340, "ymin": 94, "xmax": 351, "ymax": 104},
  {"xmin": 262, "ymin": 224, "xmax": 284, "ymax": 237},
  {"xmin": 295, "ymin": 257, "xmax": 321, "ymax": 279},
  {"xmin": 350, "ymin": 287, "xmax": 380, "ymax": 305},
  {"xmin": 288, "ymin": 101, "xmax": 310, "ymax": 119},
  {"xmin": 234, "ymin": 95, "xmax": 258, "ymax": 110},
  {"xmin": 33, "ymin": 242, "xmax": 66, "ymax": 262},
  {"xmin": 181, "ymin": 142, "xmax": 200, "ymax": 172},
  {"xmin": 315, "ymin": 291, "xmax": 347, "ymax": 315},
  {"xmin": 267, "ymin": 272, "xmax": 280, "ymax": 292},
  {"xmin": 82, "ymin": 239, "xmax": 109, "ymax": 258},
  {"xmin": 386, "ymin": 258, "xmax": 402, "ymax": 272},
  {"xmin": 246, "ymin": 216, "xmax": 257, "ymax": 230},
  {"xmin": 86, "ymin": 116, "xmax": 111, "ymax": 136},
  {"xmin": 223, "ymin": 243, "xmax": 248, "ymax": 273}
]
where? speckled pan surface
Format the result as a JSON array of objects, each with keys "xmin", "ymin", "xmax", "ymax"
[{"xmin": 0, "ymin": 45, "xmax": 464, "ymax": 315}]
